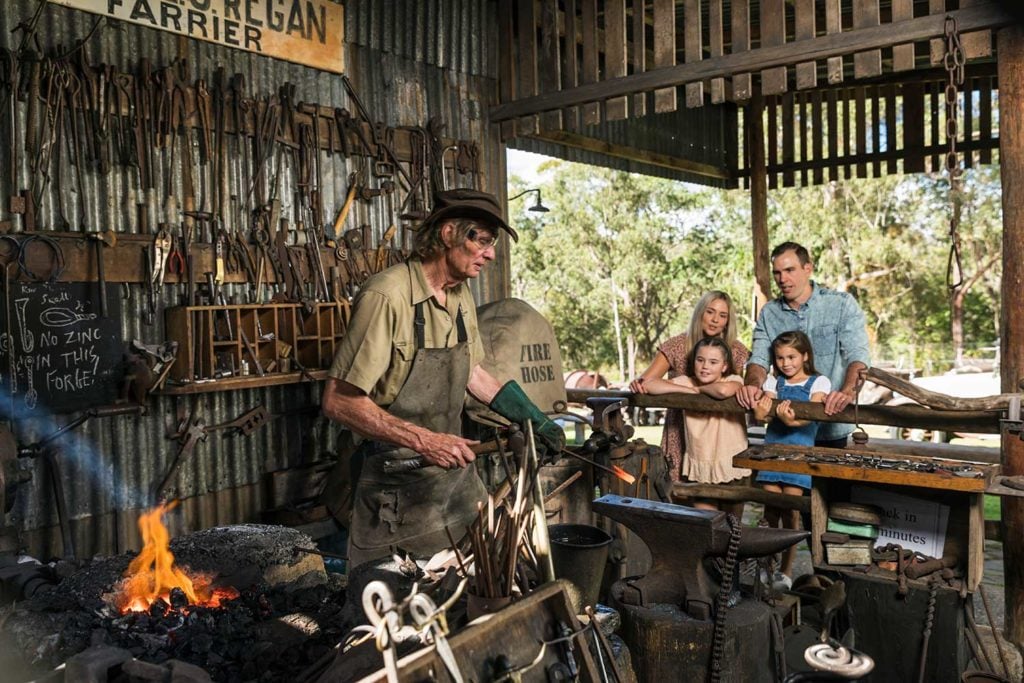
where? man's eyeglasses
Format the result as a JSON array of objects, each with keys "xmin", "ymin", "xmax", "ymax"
[{"xmin": 466, "ymin": 228, "xmax": 498, "ymax": 250}]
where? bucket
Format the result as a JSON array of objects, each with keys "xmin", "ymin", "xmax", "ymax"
[{"xmin": 548, "ymin": 523, "xmax": 612, "ymax": 612}]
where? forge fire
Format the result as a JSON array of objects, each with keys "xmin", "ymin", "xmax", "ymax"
[{"xmin": 111, "ymin": 504, "xmax": 238, "ymax": 614}]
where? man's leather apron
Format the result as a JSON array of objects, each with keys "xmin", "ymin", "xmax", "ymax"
[{"xmin": 347, "ymin": 303, "xmax": 487, "ymax": 567}]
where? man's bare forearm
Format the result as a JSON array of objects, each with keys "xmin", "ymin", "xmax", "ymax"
[
  {"xmin": 840, "ymin": 361, "xmax": 867, "ymax": 394},
  {"xmin": 322, "ymin": 379, "xmax": 431, "ymax": 452}
]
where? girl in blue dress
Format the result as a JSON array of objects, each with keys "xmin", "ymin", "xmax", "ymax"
[{"xmin": 752, "ymin": 330, "xmax": 831, "ymax": 586}]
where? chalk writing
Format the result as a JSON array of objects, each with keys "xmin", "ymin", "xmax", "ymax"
[
  {"xmin": 0, "ymin": 282, "xmax": 122, "ymax": 415},
  {"xmin": 41, "ymin": 307, "xmax": 98, "ymax": 328}
]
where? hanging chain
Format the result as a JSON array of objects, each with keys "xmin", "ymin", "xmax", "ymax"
[{"xmin": 943, "ymin": 16, "xmax": 966, "ymax": 293}]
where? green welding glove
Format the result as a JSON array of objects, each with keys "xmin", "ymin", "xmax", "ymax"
[{"xmin": 489, "ymin": 380, "xmax": 566, "ymax": 455}]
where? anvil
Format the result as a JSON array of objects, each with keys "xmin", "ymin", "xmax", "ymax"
[{"xmin": 593, "ymin": 494, "xmax": 808, "ymax": 619}]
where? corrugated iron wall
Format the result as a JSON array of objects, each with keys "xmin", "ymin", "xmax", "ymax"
[{"xmin": 0, "ymin": 0, "xmax": 508, "ymax": 558}]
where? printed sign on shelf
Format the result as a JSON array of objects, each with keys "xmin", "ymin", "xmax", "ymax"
[
  {"xmin": 850, "ymin": 485, "xmax": 951, "ymax": 560},
  {"xmin": 50, "ymin": 0, "xmax": 345, "ymax": 73}
]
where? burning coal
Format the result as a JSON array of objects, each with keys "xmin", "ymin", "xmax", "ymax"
[{"xmin": 111, "ymin": 503, "xmax": 238, "ymax": 613}]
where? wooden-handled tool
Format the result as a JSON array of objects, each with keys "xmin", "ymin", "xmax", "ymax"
[{"xmin": 382, "ymin": 438, "xmax": 507, "ymax": 474}]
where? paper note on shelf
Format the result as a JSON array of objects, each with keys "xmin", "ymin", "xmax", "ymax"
[{"xmin": 850, "ymin": 485, "xmax": 950, "ymax": 559}]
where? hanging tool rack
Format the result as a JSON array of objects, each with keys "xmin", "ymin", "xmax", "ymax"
[{"xmin": 0, "ymin": 46, "xmax": 486, "ymax": 393}]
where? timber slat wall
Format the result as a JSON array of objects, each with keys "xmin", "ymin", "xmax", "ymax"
[
  {"xmin": 494, "ymin": 0, "xmax": 1012, "ymax": 186},
  {"xmin": 738, "ymin": 73, "xmax": 1000, "ymax": 188}
]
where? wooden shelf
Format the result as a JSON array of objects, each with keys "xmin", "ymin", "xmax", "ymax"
[
  {"xmin": 735, "ymin": 444, "xmax": 993, "ymax": 593},
  {"xmin": 164, "ymin": 302, "xmax": 345, "ymax": 393},
  {"xmin": 158, "ymin": 370, "xmax": 328, "ymax": 394}
]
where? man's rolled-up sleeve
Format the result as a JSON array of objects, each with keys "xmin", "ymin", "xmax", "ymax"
[
  {"xmin": 328, "ymin": 290, "xmax": 394, "ymax": 395},
  {"xmin": 839, "ymin": 296, "xmax": 871, "ymax": 367}
]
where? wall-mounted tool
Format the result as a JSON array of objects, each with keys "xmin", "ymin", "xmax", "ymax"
[{"xmin": 88, "ymin": 230, "xmax": 117, "ymax": 316}]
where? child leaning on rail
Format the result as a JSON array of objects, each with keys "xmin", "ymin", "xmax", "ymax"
[
  {"xmin": 642, "ymin": 336, "xmax": 751, "ymax": 515},
  {"xmin": 752, "ymin": 330, "xmax": 832, "ymax": 589}
]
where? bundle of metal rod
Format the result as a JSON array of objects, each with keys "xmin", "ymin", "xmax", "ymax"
[{"xmin": 461, "ymin": 430, "xmax": 547, "ymax": 599}]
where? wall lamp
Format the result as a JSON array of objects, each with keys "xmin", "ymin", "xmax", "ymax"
[{"xmin": 509, "ymin": 188, "xmax": 550, "ymax": 213}]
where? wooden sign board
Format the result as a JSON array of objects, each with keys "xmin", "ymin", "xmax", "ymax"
[{"xmin": 50, "ymin": 0, "xmax": 345, "ymax": 74}]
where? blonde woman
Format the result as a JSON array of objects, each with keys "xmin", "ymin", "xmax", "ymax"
[{"xmin": 630, "ymin": 291, "xmax": 749, "ymax": 482}]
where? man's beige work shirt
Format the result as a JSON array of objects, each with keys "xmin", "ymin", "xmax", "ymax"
[{"xmin": 328, "ymin": 259, "xmax": 485, "ymax": 406}]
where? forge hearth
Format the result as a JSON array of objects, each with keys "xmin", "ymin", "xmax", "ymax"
[{"xmin": 1, "ymin": 524, "xmax": 347, "ymax": 683}]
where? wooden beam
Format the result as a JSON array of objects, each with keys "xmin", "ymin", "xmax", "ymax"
[
  {"xmin": 632, "ymin": 0, "xmax": 647, "ymax": 116},
  {"xmin": 827, "ymin": 88, "xmax": 839, "ymax": 181},
  {"xmin": 980, "ymin": 76, "xmax": 993, "ymax": 164},
  {"xmin": 871, "ymin": 86, "xmax": 881, "ymax": 176},
  {"xmin": 903, "ymin": 82, "xmax": 926, "ymax": 173},
  {"xmin": 684, "ymin": 0, "xmax": 704, "ymax": 107},
  {"xmin": 853, "ymin": 0, "xmax": 882, "ymax": 78},
  {"xmin": 998, "ymin": 23, "xmax": 1024, "ymax": 648},
  {"xmin": 760, "ymin": 0, "xmax": 788, "ymax": 96},
  {"xmin": 564, "ymin": 388, "xmax": 1003, "ymax": 433},
  {"xmin": 528, "ymin": 129, "xmax": 733, "ymax": 179},
  {"xmin": 606, "ymin": 0, "xmax": 629, "ymax": 119},
  {"xmin": 824, "ymin": 0, "xmax": 844, "ymax": 83},
  {"xmin": 812, "ymin": 90, "xmax": 824, "ymax": 184},
  {"xmin": 795, "ymin": 0, "xmax": 817, "ymax": 90},
  {"xmin": 489, "ymin": 4, "xmax": 1013, "ymax": 122},
  {"xmin": 782, "ymin": 92, "xmax": 795, "ymax": 186},
  {"xmin": 709, "ymin": 0, "xmax": 726, "ymax": 103},
  {"xmin": 885, "ymin": 84, "xmax": 898, "ymax": 174},
  {"xmin": 855, "ymin": 87, "xmax": 867, "ymax": 177},
  {"xmin": 892, "ymin": 0, "xmax": 915, "ymax": 72},
  {"xmin": 653, "ymin": 0, "xmax": 677, "ymax": 112},
  {"xmin": 517, "ymin": 0, "xmax": 539, "ymax": 134},
  {"xmin": 562, "ymin": 0, "xmax": 580, "ymax": 132},
  {"xmin": 498, "ymin": 0, "xmax": 516, "ymax": 140},
  {"xmin": 929, "ymin": 0, "xmax": 946, "ymax": 66},
  {"xmin": 961, "ymin": 0, "xmax": 994, "ymax": 60},
  {"xmin": 581, "ymin": 0, "xmax": 601, "ymax": 125},
  {"xmin": 539, "ymin": 0, "xmax": 563, "ymax": 131},
  {"xmin": 750, "ymin": 95, "xmax": 772, "ymax": 307},
  {"xmin": 731, "ymin": 0, "xmax": 752, "ymax": 101}
]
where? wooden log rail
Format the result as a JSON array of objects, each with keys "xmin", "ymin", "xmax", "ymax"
[{"xmin": 565, "ymin": 387, "xmax": 1003, "ymax": 433}]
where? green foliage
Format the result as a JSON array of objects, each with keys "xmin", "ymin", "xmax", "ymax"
[{"xmin": 509, "ymin": 161, "xmax": 1002, "ymax": 380}]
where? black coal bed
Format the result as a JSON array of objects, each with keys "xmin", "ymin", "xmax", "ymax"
[{"xmin": 1, "ymin": 524, "xmax": 347, "ymax": 682}]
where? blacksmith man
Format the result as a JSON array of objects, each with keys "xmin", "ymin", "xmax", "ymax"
[{"xmin": 321, "ymin": 189, "xmax": 563, "ymax": 567}]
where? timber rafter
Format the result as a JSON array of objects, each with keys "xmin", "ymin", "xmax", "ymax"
[{"xmin": 494, "ymin": 1, "xmax": 1013, "ymax": 186}]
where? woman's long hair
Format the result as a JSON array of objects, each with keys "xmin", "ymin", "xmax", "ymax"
[{"xmin": 681, "ymin": 290, "xmax": 738, "ymax": 359}]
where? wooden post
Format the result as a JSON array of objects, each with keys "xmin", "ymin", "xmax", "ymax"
[
  {"xmin": 998, "ymin": 23, "xmax": 1024, "ymax": 647},
  {"xmin": 749, "ymin": 94, "xmax": 772, "ymax": 315}
]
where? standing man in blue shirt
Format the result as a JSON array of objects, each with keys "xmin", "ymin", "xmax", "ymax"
[{"xmin": 736, "ymin": 242, "xmax": 871, "ymax": 448}]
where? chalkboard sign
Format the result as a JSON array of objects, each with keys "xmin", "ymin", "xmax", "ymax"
[{"xmin": 0, "ymin": 282, "xmax": 123, "ymax": 417}]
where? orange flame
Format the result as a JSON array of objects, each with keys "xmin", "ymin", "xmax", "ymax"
[
  {"xmin": 114, "ymin": 502, "xmax": 238, "ymax": 613},
  {"xmin": 611, "ymin": 465, "xmax": 636, "ymax": 485}
]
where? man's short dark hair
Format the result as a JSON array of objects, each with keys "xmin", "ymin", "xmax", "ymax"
[{"xmin": 771, "ymin": 241, "xmax": 811, "ymax": 265}]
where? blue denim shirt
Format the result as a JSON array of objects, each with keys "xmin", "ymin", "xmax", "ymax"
[{"xmin": 750, "ymin": 283, "xmax": 871, "ymax": 441}]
